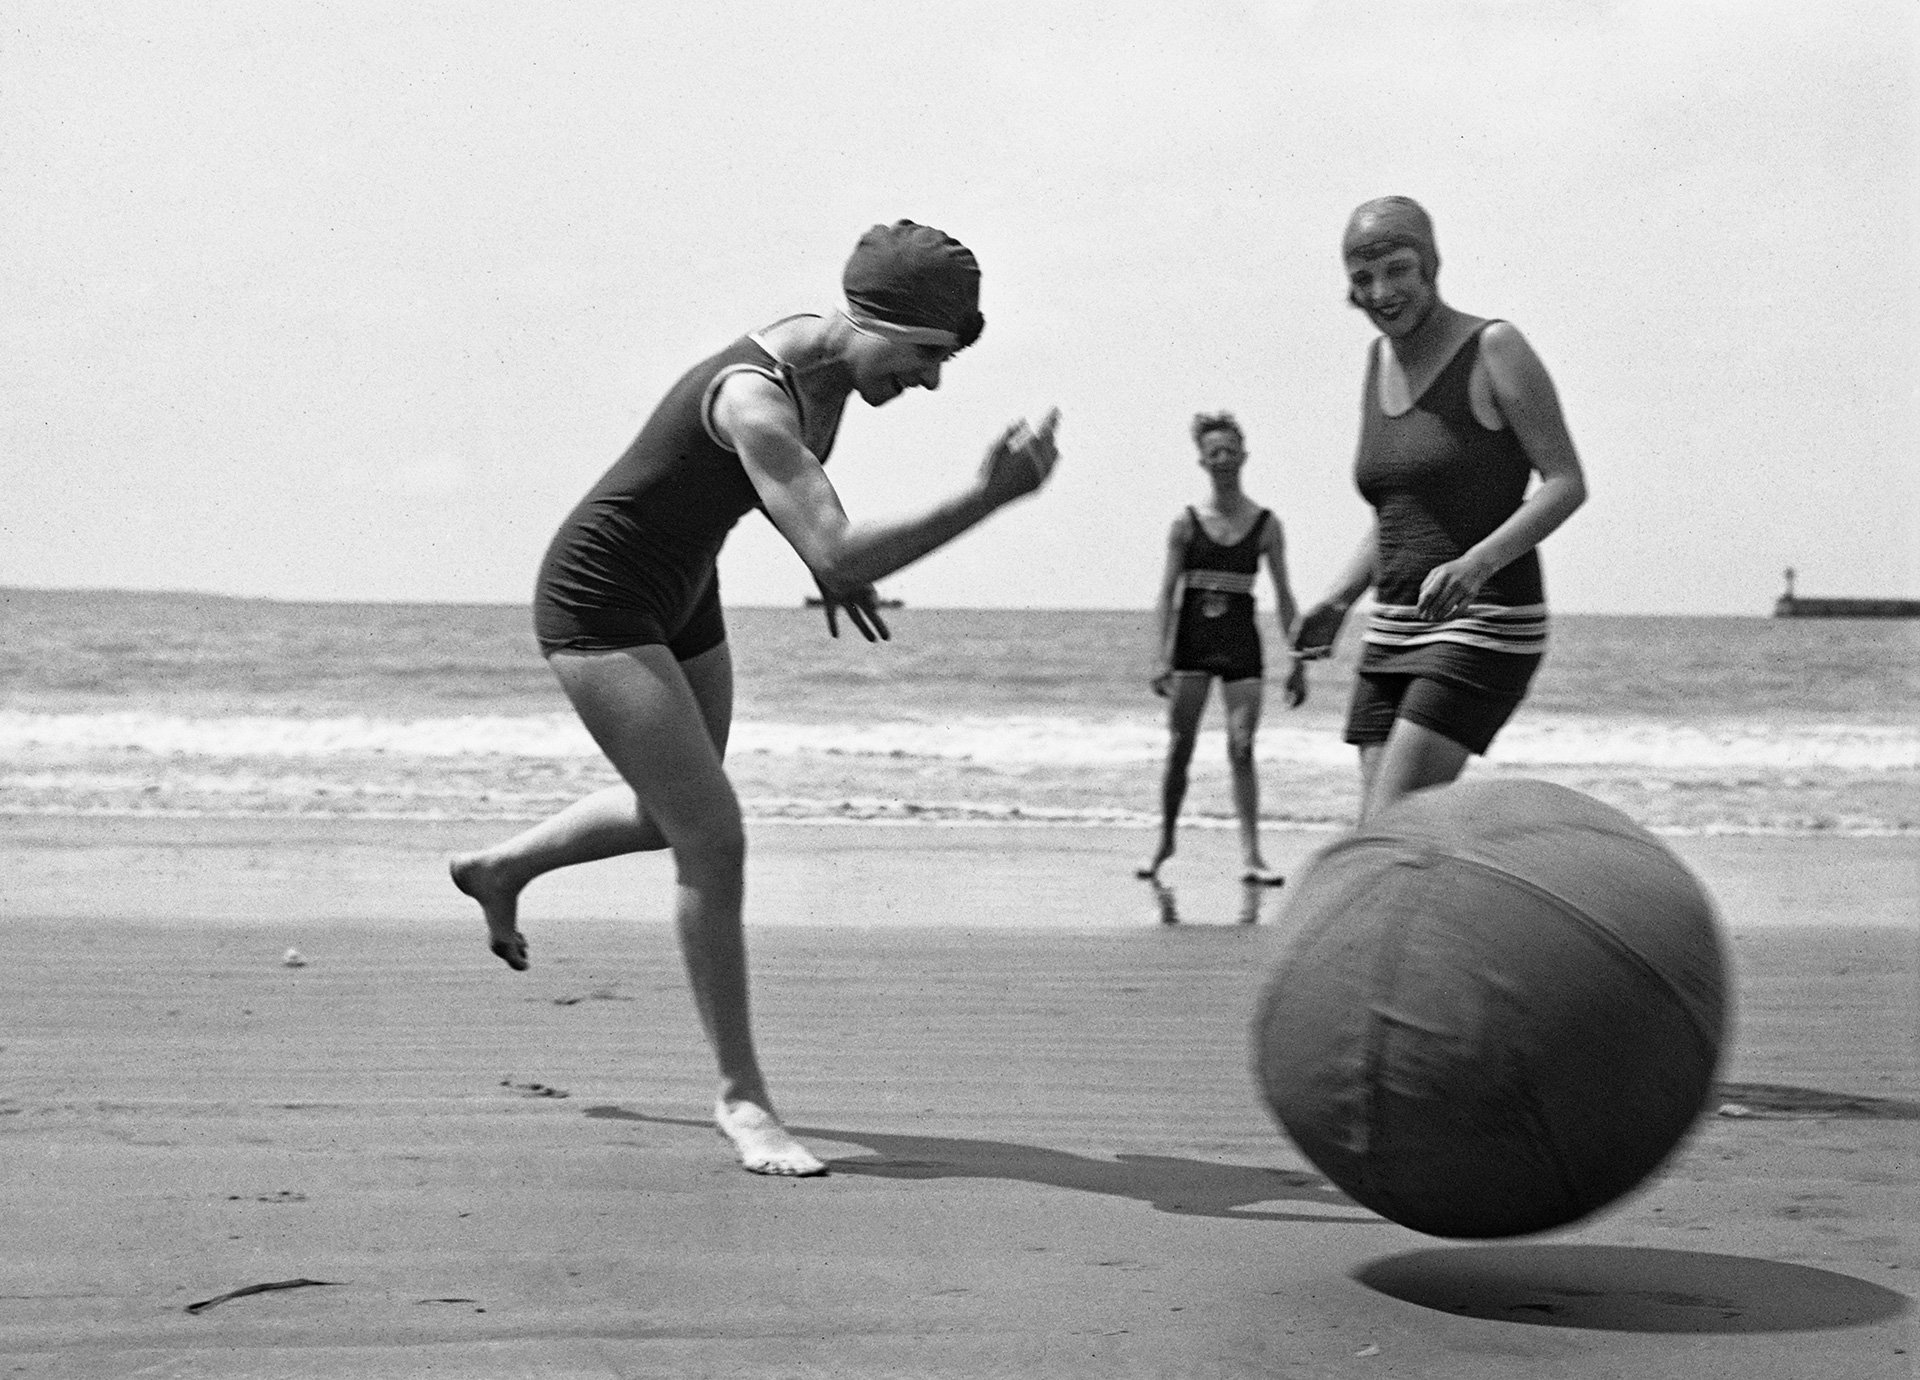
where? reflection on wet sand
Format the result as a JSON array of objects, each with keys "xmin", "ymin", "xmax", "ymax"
[{"xmin": 1146, "ymin": 877, "xmax": 1275, "ymax": 926}]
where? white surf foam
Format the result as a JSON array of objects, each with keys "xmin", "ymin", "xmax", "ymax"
[{"xmin": 2, "ymin": 710, "xmax": 1914, "ymax": 771}]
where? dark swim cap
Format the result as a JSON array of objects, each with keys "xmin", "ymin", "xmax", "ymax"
[
  {"xmin": 843, "ymin": 220, "xmax": 985, "ymax": 350},
  {"xmin": 1341, "ymin": 196, "xmax": 1439, "ymax": 280}
]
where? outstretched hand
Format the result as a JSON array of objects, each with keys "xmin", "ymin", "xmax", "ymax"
[
  {"xmin": 814, "ymin": 579, "xmax": 892, "ymax": 642},
  {"xmin": 980, "ymin": 409, "xmax": 1063, "ymax": 506},
  {"xmin": 1292, "ymin": 602, "xmax": 1348, "ymax": 660}
]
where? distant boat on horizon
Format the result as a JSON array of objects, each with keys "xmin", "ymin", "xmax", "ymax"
[
  {"xmin": 803, "ymin": 593, "xmax": 905, "ymax": 610},
  {"xmin": 1773, "ymin": 568, "xmax": 1920, "ymax": 619}
]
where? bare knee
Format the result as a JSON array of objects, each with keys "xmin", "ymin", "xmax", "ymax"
[
  {"xmin": 686, "ymin": 820, "xmax": 746, "ymax": 871},
  {"xmin": 657, "ymin": 794, "xmax": 747, "ymax": 881},
  {"xmin": 1361, "ymin": 723, "xmax": 1470, "ymax": 821},
  {"xmin": 688, "ymin": 814, "xmax": 746, "ymax": 863}
]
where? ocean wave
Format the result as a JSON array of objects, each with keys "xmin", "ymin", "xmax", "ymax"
[
  {"xmin": 1, "ymin": 799, "xmax": 1909, "ymax": 838},
  {"xmin": 0, "ymin": 711, "xmax": 603, "ymax": 758},
  {"xmin": 2, "ymin": 709, "xmax": 1915, "ymax": 771},
  {"xmin": 1492, "ymin": 720, "xmax": 1919, "ymax": 771}
]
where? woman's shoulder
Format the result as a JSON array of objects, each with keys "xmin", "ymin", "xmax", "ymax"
[
  {"xmin": 704, "ymin": 357, "xmax": 805, "ymax": 455},
  {"xmin": 709, "ymin": 360, "xmax": 798, "ymax": 416},
  {"xmin": 1474, "ymin": 318, "xmax": 1532, "ymax": 358},
  {"xmin": 1472, "ymin": 318, "xmax": 1555, "ymax": 389}
]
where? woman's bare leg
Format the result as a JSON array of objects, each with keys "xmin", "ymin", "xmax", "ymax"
[
  {"xmin": 1356, "ymin": 742, "xmax": 1385, "ymax": 821},
  {"xmin": 1358, "ymin": 718, "xmax": 1472, "ymax": 823},
  {"xmin": 449, "ymin": 786, "xmax": 658, "ymax": 969},
  {"xmin": 1220, "ymin": 677, "xmax": 1280, "ymax": 882},
  {"xmin": 452, "ymin": 644, "xmax": 734, "ymax": 970},
  {"xmin": 545, "ymin": 643, "xmax": 823, "ymax": 1176},
  {"xmin": 1137, "ymin": 672, "xmax": 1211, "ymax": 878}
]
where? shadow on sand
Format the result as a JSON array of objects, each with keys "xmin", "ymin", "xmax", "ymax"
[
  {"xmin": 585, "ymin": 1106, "xmax": 1379, "ymax": 1224},
  {"xmin": 1355, "ymin": 1245, "xmax": 1912, "ymax": 1333}
]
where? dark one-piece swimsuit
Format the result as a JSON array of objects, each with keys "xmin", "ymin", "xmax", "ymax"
[
  {"xmin": 532, "ymin": 321, "xmax": 839, "ymax": 660},
  {"xmin": 1171, "ymin": 507, "xmax": 1270, "ymax": 682}
]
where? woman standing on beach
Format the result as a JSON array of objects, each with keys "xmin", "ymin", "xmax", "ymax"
[
  {"xmin": 1293, "ymin": 197, "xmax": 1586, "ymax": 821},
  {"xmin": 1138, "ymin": 412, "xmax": 1307, "ymax": 885},
  {"xmin": 451, "ymin": 221, "xmax": 1061, "ymax": 1177}
]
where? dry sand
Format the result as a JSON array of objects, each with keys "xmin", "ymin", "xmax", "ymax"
[{"xmin": 1, "ymin": 815, "xmax": 1914, "ymax": 1378}]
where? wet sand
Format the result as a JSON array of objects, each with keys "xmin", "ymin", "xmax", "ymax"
[{"xmin": 1, "ymin": 815, "xmax": 1914, "ymax": 1377}]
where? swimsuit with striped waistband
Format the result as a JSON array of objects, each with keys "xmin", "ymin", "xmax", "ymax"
[
  {"xmin": 1364, "ymin": 602, "xmax": 1547, "ymax": 656},
  {"xmin": 1181, "ymin": 569, "xmax": 1257, "ymax": 596}
]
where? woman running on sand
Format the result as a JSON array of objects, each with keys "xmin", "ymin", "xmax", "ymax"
[
  {"xmin": 452, "ymin": 221, "xmax": 1061, "ymax": 1177},
  {"xmin": 1293, "ymin": 197, "xmax": 1586, "ymax": 821},
  {"xmin": 1138, "ymin": 411, "xmax": 1307, "ymax": 885}
]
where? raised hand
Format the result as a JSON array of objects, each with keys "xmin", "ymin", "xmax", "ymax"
[
  {"xmin": 1017, "ymin": 408, "xmax": 1062, "ymax": 486},
  {"xmin": 980, "ymin": 409, "xmax": 1063, "ymax": 506}
]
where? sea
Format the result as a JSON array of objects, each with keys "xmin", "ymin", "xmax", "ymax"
[{"xmin": 1, "ymin": 588, "xmax": 1915, "ymax": 837}]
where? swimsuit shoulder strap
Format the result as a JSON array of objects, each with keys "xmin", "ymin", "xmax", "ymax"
[
  {"xmin": 701, "ymin": 332, "xmax": 807, "ymax": 454},
  {"xmin": 701, "ymin": 362, "xmax": 793, "ymax": 454},
  {"xmin": 746, "ymin": 317, "xmax": 848, "ymax": 462}
]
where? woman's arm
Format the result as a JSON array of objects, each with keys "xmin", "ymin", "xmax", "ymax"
[
  {"xmin": 1149, "ymin": 514, "xmax": 1189, "ymax": 692},
  {"xmin": 715, "ymin": 373, "xmax": 1059, "ymax": 591},
  {"xmin": 1415, "ymin": 322, "xmax": 1588, "ymax": 619},
  {"xmin": 1261, "ymin": 516, "xmax": 1308, "ymax": 707},
  {"xmin": 1261, "ymin": 515, "xmax": 1301, "ymax": 639},
  {"xmin": 1293, "ymin": 521, "xmax": 1376, "ymax": 657}
]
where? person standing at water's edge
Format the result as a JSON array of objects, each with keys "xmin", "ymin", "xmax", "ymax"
[
  {"xmin": 1138, "ymin": 412, "xmax": 1307, "ymax": 885},
  {"xmin": 1293, "ymin": 197, "xmax": 1586, "ymax": 822},
  {"xmin": 451, "ymin": 221, "xmax": 1062, "ymax": 1177}
]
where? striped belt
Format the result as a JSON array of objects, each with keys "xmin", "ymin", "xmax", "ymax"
[
  {"xmin": 1364, "ymin": 602, "xmax": 1547, "ymax": 655},
  {"xmin": 1183, "ymin": 571, "xmax": 1255, "ymax": 595}
]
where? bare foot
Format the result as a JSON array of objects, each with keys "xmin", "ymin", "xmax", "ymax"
[
  {"xmin": 449, "ymin": 854, "xmax": 528, "ymax": 971},
  {"xmin": 1241, "ymin": 865, "xmax": 1286, "ymax": 887},
  {"xmin": 1135, "ymin": 842, "xmax": 1173, "ymax": 880},
  {"xmin": 714, "ymin": 1097, "xmax": 827, "ymax": 1177}
]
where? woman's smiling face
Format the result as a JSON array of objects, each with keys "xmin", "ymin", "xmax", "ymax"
[
  {"xmin": 1345, "ymin": 245, "xmax": 1435, "ymax": 337},
  {"xmin": 851, "ymin": 335, "xmax": 952, "ymax": 406}
]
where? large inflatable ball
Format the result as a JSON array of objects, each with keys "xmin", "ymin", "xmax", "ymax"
[{"xmin": 1252, "ymin": 779, "xmax": 1727, "ymax": 1238}]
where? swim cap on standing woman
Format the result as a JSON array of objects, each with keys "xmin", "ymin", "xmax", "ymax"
[{"xmin": 1340, "ymin": 195, "xmax": 1440, "ymax": 279}]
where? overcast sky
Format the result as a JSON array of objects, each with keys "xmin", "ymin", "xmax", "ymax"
[{"xmin": 4, "ymin": 1, "xmax": 1913, "ymax": 614}]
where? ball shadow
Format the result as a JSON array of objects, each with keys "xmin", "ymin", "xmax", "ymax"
[
  {"xmin": 1354, "ymin": 1244, "xmax": 1911, "ymax": 1333},
  {"xmin": 587, "ymin": 1106, "xmax": 1380, "ymax": 1224}
]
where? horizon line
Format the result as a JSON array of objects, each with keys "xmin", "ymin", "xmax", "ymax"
[{"xmin": 0, "ymin": 582, "xmax": 1856, "ymax": 619}]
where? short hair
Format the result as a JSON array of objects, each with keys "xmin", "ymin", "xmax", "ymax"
[{"xmin": 1191, "ymin": 411, "xmax": 1243, "ymax": 447}]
